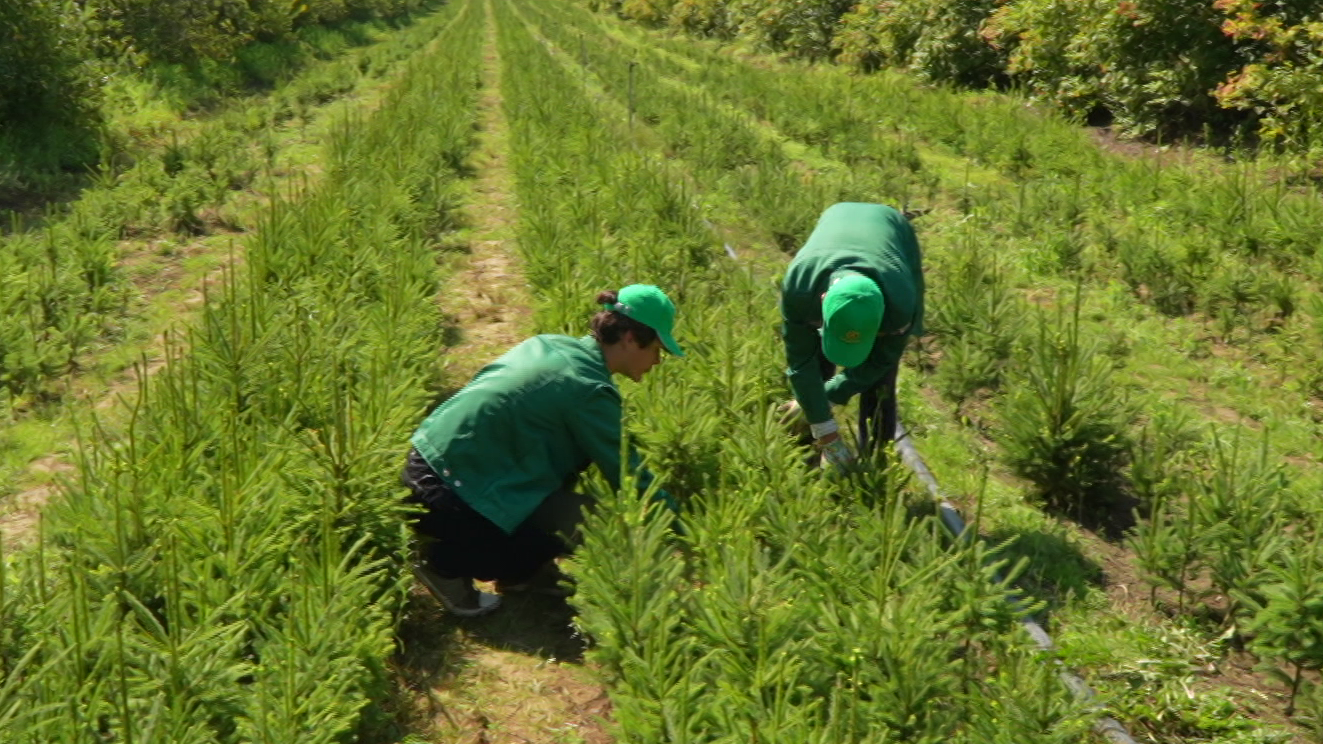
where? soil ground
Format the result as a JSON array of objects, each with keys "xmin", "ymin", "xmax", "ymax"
[{"xmin": 389, "ymin": 5, "xmax": 614, "ymax": 742}]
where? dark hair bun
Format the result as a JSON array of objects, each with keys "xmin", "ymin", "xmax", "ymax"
[{"xmin": 595, "ymin": 290, "xmax": 618, "ymax": 305}]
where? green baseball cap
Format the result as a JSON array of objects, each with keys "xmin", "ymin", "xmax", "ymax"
[
  {"xmin": 822, "ymin": 272, "xmax": 883, "ymax": 368},
  {"xmin": 607, "ymin": 284, "xmax": 685, "ymax": 357}
]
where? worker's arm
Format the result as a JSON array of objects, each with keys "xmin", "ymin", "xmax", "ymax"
[
  {"xmin": 570, "ymin": 388, "xmax": 679, "ymax": 514},
  {"xmin": 782, "ymin": 297, "xmax": 833, "ymax": 426},
  {"xmin": 825, "ymin": 335, "xmax": 906, "ymax": 405}
]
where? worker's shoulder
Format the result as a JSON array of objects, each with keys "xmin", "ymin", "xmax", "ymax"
[
  {"xmin": 528, "ymin": 334, "xmax": 615, "ymax": 388},
  {"xmin": 822, "ymin": 202, "xmax": 902, "ymax": 222}
]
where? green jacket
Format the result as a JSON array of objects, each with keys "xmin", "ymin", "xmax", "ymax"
[
  {"xmin": 410, "ymin": 334, "xmax": 671, "ymax": 534},
  {"xmin": 781, "ymin": 203, "xmax": 925, "ymax": 425}
]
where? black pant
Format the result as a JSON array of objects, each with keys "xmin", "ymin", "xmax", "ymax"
[{"xmin": 401, "ymin": 449, "xmax": 589, "ymax": 584}]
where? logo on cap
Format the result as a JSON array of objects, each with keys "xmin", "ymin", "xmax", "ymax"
[{"xmin": 844, "ymin": 330, "xmax": 861, "ymax": 343}]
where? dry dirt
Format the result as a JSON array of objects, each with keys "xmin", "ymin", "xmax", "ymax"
[
  {"xmin": 394, "ymin": 6, "xmax": 611, "ymax": 743},
  {"xmin": 434, "ymin": 6, "xmax": 532, "ymax": 382}
]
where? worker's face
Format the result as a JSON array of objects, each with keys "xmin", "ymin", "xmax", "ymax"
[{"xmin": 621, "ymin": 333, "xmax": 664, "ymax": 382}]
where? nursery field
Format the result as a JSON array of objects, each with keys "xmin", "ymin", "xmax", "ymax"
[{"xmin": 3, "ymin": 0, "xmax": 1323, "ymax": 742}]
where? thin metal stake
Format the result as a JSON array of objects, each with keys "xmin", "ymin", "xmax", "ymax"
[{"xmin": 628, "ymin": 61, "xmax": 637, "ymax": 128}]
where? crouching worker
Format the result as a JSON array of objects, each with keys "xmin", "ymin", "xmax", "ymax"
[
  {"xmin": 401, "ymin": 284, "xmax": 684, "ymax": 617},
  {"xmin": 780, "ymin": 203, "xmax": 924, "ymax": 471}
]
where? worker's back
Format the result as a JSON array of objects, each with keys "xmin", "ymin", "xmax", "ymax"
[{"xmin": 410, "ymin": 334, "xmax": 619, "ymax": 532}]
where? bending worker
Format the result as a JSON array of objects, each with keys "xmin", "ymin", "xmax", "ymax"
[
  {"xmin": 780, "ymin": 202, "xmax": 925, "ymax": 470},
  {"xmin": 401, "ymin": 284, "xmax": 683, "ymax": 617}
]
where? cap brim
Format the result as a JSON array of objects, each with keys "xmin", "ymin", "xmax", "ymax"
[
  {"xmin": 823, "ymin": 334, "xmax": 872, "ymax": 368},
  {"xmin": 660, "ymin": 330, "xmax": 684, "ymax": 357}
]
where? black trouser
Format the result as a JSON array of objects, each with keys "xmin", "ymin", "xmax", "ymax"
[
  {"xmin": 858, "ymin": 366, "xmax": 898, "ymax": 456},
  {"xmin": 401, "ymin": 448, "xmax": 592, "ymax": 584},
  {"xmin": 818, "ymin": 354, "xmax": 898, "ymax": 456}
]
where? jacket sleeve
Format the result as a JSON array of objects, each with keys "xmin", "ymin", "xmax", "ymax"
[
  {"xmin": 782, "ymin": 296, "xmax": 833, "ymax": 425},
  {"xmin": 570, "ymin": 387, "xmax": 679, "ymax": 514},
  {"xmin": 825, "ymin": 335, "xmax": 906, "ymax": 405}
]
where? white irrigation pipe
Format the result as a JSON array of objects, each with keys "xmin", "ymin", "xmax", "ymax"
[{"xmin": 892, "ymin": 420, "xmax": 1140, "ymax": 744}]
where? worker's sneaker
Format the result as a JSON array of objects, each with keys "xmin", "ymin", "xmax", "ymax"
[
  {"xmin": 413, "ymin": 563, "xmax": 501, "ymax": 617},
  {"xmin": 495, "ymin": 562, "xmax": 572, "ymax": 597}
]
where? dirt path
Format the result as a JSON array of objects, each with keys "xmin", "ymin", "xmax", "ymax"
[
  {"xmin": 393, "ymin": 4, "xmax": 613, "ymax": 743},
  {"xmin": 434, "ymin": 2, "xmax": 533, "ymax": 381}
]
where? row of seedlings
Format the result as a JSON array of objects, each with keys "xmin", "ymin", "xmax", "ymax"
[
  {"xmin": 552, "ymin": 2, "xmax": 1323, "ymax": 736},
  {"xmin": 519, "ymin": 0, "xmax": 925, "ymax": 255},
  {"xmin": 495, "ymin": 2, "xmax": 1095, "ymax": 741},
  {"xmin": 569, "ymin": 0, "xmax": 1323, "ymax": 381},
  {"xmin": 0, "ymin": 0, "xmax": 485, "ymax": 741},
  {"xmin": 0, "ymin": 3, "xmax": 455, "ymax": 412}
]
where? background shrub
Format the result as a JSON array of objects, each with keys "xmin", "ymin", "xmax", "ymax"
[
  {"xmin": 986, "ymin": 0, "xmax": 1244, "ymax": 136},
  {"xmin": 0, "ymin": 0, "xmax": 102, "ymax": 179},
  {"xmin": 596, "ymin": 0, "xmax": 1323, "ymax": 152},
  {"xmin": 837, "ymin": 0, "xmax": 1006, "ymax": 86}
]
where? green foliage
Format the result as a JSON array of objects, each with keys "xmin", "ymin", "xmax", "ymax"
[
  {"xmin": 564, "ymin": 5, "xmax": 1323, "ymax": 736},
  {"xmin": 1241, "ymin": 542, "xmax": 1323, "ymax": 716},
  {"xmin": 0, "ymin": 216, "xmax": 126, "ymax": 401},
  {"xmin": 1214, "ymin": 0, "xmax": 1323, "ymax": 154},
  {"xmin": 616, "ymin": 0, "xmax": 675, "ymax": 26},
  {"xmin": 836, "ymin": 0, "xmax": 1006, "ymax": 86},
  {"xmin": 926, "ymin": 223, "xmax": 1023, "ymax": 406},
  {"xmin": 0, "ymin": 0, "xmax": 103, "ymax": 180},
  {"xmin": 1192, "ymin": 432, "xmax": 1290, "ymax": 623},
  {"xmin": 987, "ymin": 0, "xmax": 1243, "ymax": 136},
  {"xmin": 997, "ymin": 290, "xmax": 1130, "ymax": 517},
  {"xmin": 85, "ymin": 0, "xmax": 429, "ymax": 67},
  {"xmin": 0, "ymin": 0, "xmax": 451, "ymax": 403},
  {"xmin": 598, "ymin": 0, "xmax": 1323, "ymax": 152},
  {"xmin": 1127, "ymin": 493, "xmax": 1205, "ymax": 611},
  {"xmin": 668, "ymin": 0, "xmax": 736, "ymax": 38},
  {"xmin": 1124, "ymin": 409, "xmax": 1204, "ymax": 611},
  {"xmin": 1127, "ymin": 406, "xmax": 1199, "ymax": 511},
  {"xmin": 0, "ymin": 1, "xmax": 482, "ymax": 738},
  {"xmin": 495, "ymin": 2, "xmax": 1090, "ymax": 738},
  {"xmin": 727, "ymin": 0, "xmax": 858, "ymax": 60},
  {"xmin": 2, "ymin": 0, "xmax": 435, "ymax": 202}
]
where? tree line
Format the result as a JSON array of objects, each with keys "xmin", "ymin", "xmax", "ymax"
[{"xmin": 598, "ymin": 0, "xmax": 1323, "ymax": 155}]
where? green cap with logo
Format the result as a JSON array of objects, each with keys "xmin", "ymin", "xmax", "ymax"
[
  {"xmin": 822, "ymin": 271, "xmax": 883, "ymax": 368},
  {"xmin": 605, "ymin": 284, "xmax": 685, "ymax": 357}
]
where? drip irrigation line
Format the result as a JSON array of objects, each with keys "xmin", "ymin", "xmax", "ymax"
[
  {"xmin": 892, "ymin": 420, "xmax": 1139, "ymax": 744},
  {"xmin": 682, "ymin": 94, "xmax": 1131, "ymax": 739}
]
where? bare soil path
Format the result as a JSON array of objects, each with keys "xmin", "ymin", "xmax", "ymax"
[
  {"xmin": 390, "ymin": 4, "xmax": 613, "ymax": 742},
  {"xmin": 431, "ymin": 1, "xmax": 533, "ymax": 381}
]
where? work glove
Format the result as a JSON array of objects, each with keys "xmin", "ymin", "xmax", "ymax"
[{"xmin": 819, "ymin": 437, "xmax": 855, "ymax": 473}]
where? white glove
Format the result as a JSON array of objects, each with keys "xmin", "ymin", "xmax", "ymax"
[{"xmin": 819, "ymin": 437, "xmax": 855, "ymax": 472}]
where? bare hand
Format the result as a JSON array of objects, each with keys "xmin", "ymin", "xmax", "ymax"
[
  {"xmin": 776, "ymin": 399, "xmax": 811, "ymax": 439},
  {"xmin": 776, "ymin": 399, "xmax": 802, "ymax": 426}
]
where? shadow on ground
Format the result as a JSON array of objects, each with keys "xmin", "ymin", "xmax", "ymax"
[
  {"xmin": 988, "ymin": 524, "xmax": 1104, "ymax": 612},
  {"xmin": 384, "ymin": 586, "xmax": 607, "ymax": 744},
  {"xmin": 395, "ymin": 587, "xmax": 587, "ymax": 688}
]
